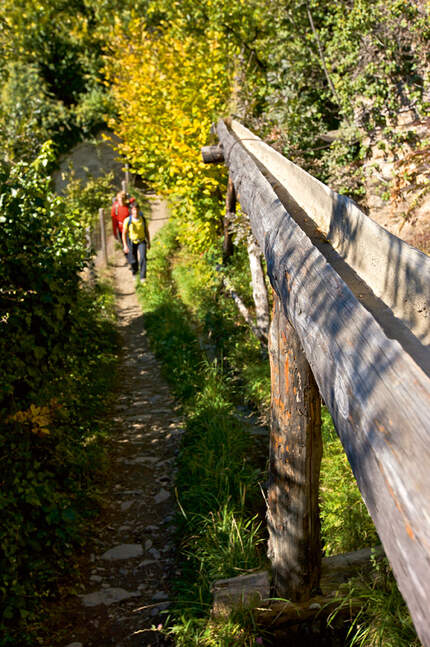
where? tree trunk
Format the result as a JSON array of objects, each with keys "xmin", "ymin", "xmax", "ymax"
[{"xmin": 267, "ymin": 293, "xmax": 322, "ymax": 601}]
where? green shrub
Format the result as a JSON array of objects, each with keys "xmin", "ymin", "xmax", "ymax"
[
  {"xmin": 0, "ymin": 281, "xmax": 119, "ymax": 642},
  {"xmin": 0, "ymin": 148, "xmax": 119, "ymax": 641},
  {"xmin": 0, "ymin": 144, "xmax": 86, "ymax": 412}
]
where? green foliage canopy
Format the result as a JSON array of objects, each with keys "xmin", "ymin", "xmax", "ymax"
[
  {"xmin": 0, "ymin": 143, "xmax": 86, "ymax": 410},
  {"xmin": 0, "ymin": 0, "xmax": 136, "ymax": 159}
]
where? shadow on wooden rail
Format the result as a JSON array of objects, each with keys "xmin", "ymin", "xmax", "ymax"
[{"xmin": 203, "ymin": 119, "xmax": 430, "ymax": 646}]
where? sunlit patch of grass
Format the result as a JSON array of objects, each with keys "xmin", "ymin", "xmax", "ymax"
[
  {"xmin": 164, "ymin": 613, "xmax": 265, "ymax": 647},
  {"xmin": 136, "ymin": 222, "xmax": 266, "ymax": 645},
  {"xmin": 320, "ymin": 407, "xmax": 379, "ymax": 556}
]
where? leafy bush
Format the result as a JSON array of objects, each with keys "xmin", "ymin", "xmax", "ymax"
[
  {"xmin": 73, "ymin": 85, "xmax": 116, "ymax": 135},
  {"xmin": 105, "ymin": 16, "xmax": 230, "ymax": 251},
  {"xmin": 0, "ymin": 148, "xmax": 119, "ymax": 641},
  {"xmin": 0, "ymin": 62, "xmax": 70, "ymax": 162},
  {"xmin": 0, "ymin": 144, "xmax": 86, "ymax": 411},
  {"xmin": 63, "ymin": 170, "xmax": 116, "ymax": 228}
]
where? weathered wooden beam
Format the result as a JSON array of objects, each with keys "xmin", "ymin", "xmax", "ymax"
[
  {"xmin": 215, "ymin": 117, "xmax": 430, "ymax": 647},
  {"xmin": 212, "ymin": 571, "xmax": 270, "ymax": 617},
  {"xmin": 201, "ymin": 145, "xmax": 225, "ymax": 164},
  {"xmin": 211, "ymin": 547, "xmax": 384, "ymax": 626},
  {"xmin": 268, "ymin": 293, "xmax": 322, "ymax": 601}
]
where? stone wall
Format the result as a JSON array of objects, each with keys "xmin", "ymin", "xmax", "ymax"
[{"xmin": 53, "ymin": 131, "xmax": 124, "ymax": 195}]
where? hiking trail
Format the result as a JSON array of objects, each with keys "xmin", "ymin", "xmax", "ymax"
[{"xmin": 59, "ymin": 198, "xmax": 177, "ymax": 647}]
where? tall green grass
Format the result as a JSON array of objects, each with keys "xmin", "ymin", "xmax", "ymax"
[
  {"xmin": 328, "ymin": 555, "xmax": 420, "ymax": 647},
  {"xmin": 320, "ymin": 407, "xmax": 379, "ymax": 556},
  {"xmin": 137, "ymin": 222, "xmax": 266, "ymax": 644},
  {"xmin": 171, "ymin": 243, "xmax": 271, "ymax": 413}
]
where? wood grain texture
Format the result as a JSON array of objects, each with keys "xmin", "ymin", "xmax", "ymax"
[
  {"xmin": 216, "ymin": 118, "xmax": 430, "ymax": 647},
  {"xmin": 268, "ymin": 294, "xmax": 322, "ymax": 601},
  {"xmin": 212, "ymin": 571, "xmax": 270, "ymax": 617}
]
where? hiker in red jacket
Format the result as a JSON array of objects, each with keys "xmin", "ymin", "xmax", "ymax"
[{"xmin": 111, "ymin": 191, "xmax": 130, "ymax": 244}]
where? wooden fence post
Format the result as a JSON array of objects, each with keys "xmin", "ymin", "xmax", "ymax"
[
  {"xmin": 99, "ymin": 208, "xmax": 108, "ymax": 267},
  {"xmin": 247, "ymin": 236, "xmax": 269, "ymax": 340},
  {"xmin": 85, "ymin": 226, "xmax": 96, "ymax": 284},
  {"xmin": 268, "ymin": 293, "xmax": 322, "ymax": 601},
  {"xmin": 223, "ymin": 175, "xmax": 235, "ymax": 263}
]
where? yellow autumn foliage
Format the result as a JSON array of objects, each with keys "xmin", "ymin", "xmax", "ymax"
[
  {"xmin": 10, "ymin": 403, "xmax": 52, "ymax": 436},
  {"xmin": 105, "ymin": 19, "xmax": 234, "ymax": 250}
]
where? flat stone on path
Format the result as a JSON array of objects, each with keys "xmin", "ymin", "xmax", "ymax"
[
  {"xmin": 125, "ymin": 456, "xmax": 157, "ymax": 465},
  {"xmin": 152, "ymin": 591, "xmax": 169, "ymax": 601},
  {"xmin": 80, "ymin": 587, "xmax": 140, "ymax": 607},
  {"xmin": 120, "ymin": 500, "xmax": 134, "ymax": 512},
  {"xmin": 154, "ymin": 488, "xmax": 170, "ymax": 504},
  {"xmin": 101, "ymin": 544, "xmax": 143, "ymax": 561}
]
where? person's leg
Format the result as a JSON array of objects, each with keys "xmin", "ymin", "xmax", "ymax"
[
  {"xmin": 128, "ymin": 241, "xmax": 138, "ymax": 274},
  {"xmin": 137, "ymin": 241, "xmax": 147, "ymax": 279},
  {"xmin": 118, "ymin": 229, "xmax": 126, "ymax": 253},
  {"xmin": 120, "ymin": 230, "xmax": 128, "ymax": 258}
]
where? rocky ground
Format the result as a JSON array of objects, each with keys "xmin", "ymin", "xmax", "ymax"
[{"xmin": 59, "ymin": 202, "xmax": 176, "ymax": 647}]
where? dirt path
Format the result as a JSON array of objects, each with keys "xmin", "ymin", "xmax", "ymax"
[{"xmin": 61, "ymin": 208, "xmax": 178, "ymax": 647}]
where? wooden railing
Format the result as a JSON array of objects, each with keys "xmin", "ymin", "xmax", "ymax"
[
  {"xmin": 84, "ymin": 208, "xmax": 108, "ymax": 283},
  {"xmin": 203, "ymin": 119, "xmax": 430, "ymax": 646}
]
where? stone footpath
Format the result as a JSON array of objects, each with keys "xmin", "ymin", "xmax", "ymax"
[{"xmin": 63, "ymin": 245, "xmax": 178, "ymax": 647}]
